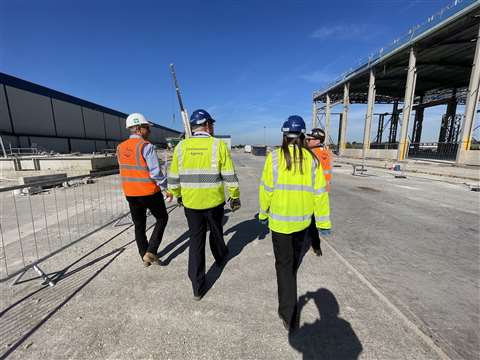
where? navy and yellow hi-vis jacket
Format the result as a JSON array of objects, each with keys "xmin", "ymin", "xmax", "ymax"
[
  {"xmin": 168, "ymin": 133, "xmax": 240, "ymax": 210},
  {"xmin": 258, "ymin": 145, "xmax": 331, "ymax": 234}
]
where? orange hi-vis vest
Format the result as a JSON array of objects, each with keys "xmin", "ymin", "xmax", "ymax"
[
  {"xmin": 117, "ymin": 138, "xmax": 160, "ymax": 197},
  {"xmin": 312, "ymin": 146, "xmax": 332, "ymax": 184}
]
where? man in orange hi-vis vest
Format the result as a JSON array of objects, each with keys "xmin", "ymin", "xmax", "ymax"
[
  {"xmin": 306, "ymin": 128, "xmax": 332, "ymax": 256},
  {"xmin": 117, "ymin": 113, "xmax": 173, "ymax": 267}
]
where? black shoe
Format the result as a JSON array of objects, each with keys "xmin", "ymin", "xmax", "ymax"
[
  {"xmin": 313, "ymin": 249, "xmax": 322, "ymax": 257},
  {"xmin": 193, "ymin": 294, "xmax": 202, "ymax": 301}
]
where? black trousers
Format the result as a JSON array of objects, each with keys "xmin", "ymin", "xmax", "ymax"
[
  {"xmin": 184, "ymin": 203, "xmax": 228, "ymax": 296},
  {"xmin": 272, "ymin": 229, "xmax": 307, "ymax": 327},
  {"xmin": 307, "ymin": 215, "xmax": 321, "ymax": 250},
  {"xmin": 126, "ymin": 191, "xmax": 169, "ymax": 258}
]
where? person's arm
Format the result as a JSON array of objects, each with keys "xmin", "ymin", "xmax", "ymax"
[
  {"xmin": 313, "ymin": 157, "xmax": 331, "ymax": 229},
  {"xmin": 258, "ymin": 152, "xmax": 273, "ymax": 221},
  {"xmin": 219, "ymin": 141, "xmax": 240, "ymax": 199},
  {"xmin": 167, "ymin": 143, "xmax": 181, "ymax": 198},
  {"xmin": 143, "ymin": 143, "xmax": 167, "ymax": 190}
]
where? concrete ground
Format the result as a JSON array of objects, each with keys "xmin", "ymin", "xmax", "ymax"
[
  {"xmin": 334, "ymin": 156, "xmax": 480, "ymax": 184},
  {"xmin": 0, "ymin": 152, "xmax": 478, "ymax": 359}
]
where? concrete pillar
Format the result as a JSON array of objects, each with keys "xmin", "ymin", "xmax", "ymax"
[
  {"xmin": 339, "ymin": 83, "xmax": 349, "ymax": 155},
  {"xmin": 312, "ymin": 101, "xmax": 317, "ymax": 129},
  {"xmin": 457, "ymin": 26, "xmax": 480, "ymax": 165},
  {"xmin": 325, "ymin": 94, "xmax": 331, "ymax": 146},
  {"xmin": 363, "ymin": 69, "xmax": 376, "ymax": 159},
  {"xmin": 397, "ymin": 48, "xmax": 417, "ymax": 161}
]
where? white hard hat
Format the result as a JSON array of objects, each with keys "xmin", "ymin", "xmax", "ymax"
[{"xmin": 126, "ymin": 113, "xmax": 150, "ymax": 129}]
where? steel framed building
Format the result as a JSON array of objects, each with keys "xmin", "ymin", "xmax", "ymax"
[
  {"xmin": 0, "ymin": 72, "xmax": 181, "ymax": 154},
  {"xmin": 312, "ymin": 0, "xmax": 480, "ymax": 165}
]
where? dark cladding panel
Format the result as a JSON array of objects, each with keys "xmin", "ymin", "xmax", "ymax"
[
  {"xmin": 6, "ymin": 86, "xmax": 56, "ymax": 136},
  {"xmin": 104, "ymin": 113, "xmax": 121, "ymax": 140},
  {"xmin": 0, "ymin": 86, "xmax": 12, "ymax": 132},
  {"xmin": 71, "ymin": 139, "xmax": 96, "ymax": 153},
  {"xmin": 95, "ymin": 140, "xmax": 108, "ymax": 152},
  {"xmin": 52, "ymin": 99, "xmax": 85, "ymax": 137},
  {"xmin": 30, "ymin": 136, "xmax": 69, "ymax": 153},
  {"xmin": 119, "ymin": 117, "xmax": 129, "ymax": 140},
  {"xmin": 1, "ymin": 135, "xmax": 18, "ymax": 148},
  {"xmin": 149, "ymin": 127, "xmax": 163, "ymax": 143},
  {"xmin": 83, "ymin": 107, "xmax": 106, "ymax": 139}
]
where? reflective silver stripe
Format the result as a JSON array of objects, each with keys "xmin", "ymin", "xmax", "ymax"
[
  {"xmin": 119, "ymin": 164, "xmax": 149, "ymax": 170},
  {"xmin": 275, "ymin": 184, "xmax": 314, "ymax": 192},
  {"xmin": 180, "ymin": 168, "xmax": 219, "ymax": 175},
  {"xmin": 271, "ymin": 150, "xmax": 278, "ymax": 186},
  {"xmin": 220, "ymin": 170, "xmax": 235, "ymax": 176},
  {"xmin": 180, "ymin": 182, "xmax": 223, "ymax": 189},
  {"xmin": 135, "ymin": 141, "xmax": 146, "ymax": 166},
  {"xmin": 222, "ymin": 174, "xmax": 238, "ymax": 183},
  {"xmin": 324, "ymin": 169, "xmax": 332, "ymax": 175},
  {"xmin": 269, "ymin": 213, "xmax": 312, "ymax": 222},
  {"xmin": 121, "ymin": 177, "xmax": 155, "ymax": 183},
  {"xmin": 211, "ymin": 138, "xmax": 219, "ymax": 169},
  {"xmin": 316, "ymin": 187, "xmax": 327, "ymax": 194},
  {"xmin": 179, "ymin": 174, "xmax": 222, "ymax": 183},
  {"xmin": 167, "ymin": 177, "xmax": 180, "ymax": 184},
  {"xmin": 224, "ymin": 181, "xmax": 239, "ymax": 187},
  {"xmin": 177, "ymin": 142, "xmax": 183, "ymax": 171},
  {"xmin": 260, "ymin": 181, "xmax": 274, "ymax": 192},
  {"xmin": 168, "ymin": 184, "xmax": 180, "ymax": 189},
  {"xmin": 315, "ymin": 215, "xmax": 331, "ymax": 223}
]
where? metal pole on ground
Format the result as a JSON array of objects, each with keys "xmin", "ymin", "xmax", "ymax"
[
  {"xmin": 456, "ymin": 25, "xmax": 480, "ymax": 165},
  {"xmin": 397, "ymin": 48, "xmax": 417, "ymax": 161}
]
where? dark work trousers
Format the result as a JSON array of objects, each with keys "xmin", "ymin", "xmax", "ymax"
[
  {"xmin": 184, "ymin": 203, "xmax": 228, "ymax": 296},
  {"xmin": 126, "ymin": 191, "xmax": 169, "ymax": 258},
  {"xmin": 271, "ymin": 229, "xmax": 307, "ymax": 327},
  {"xmin": 307, "ymin": 215, "xmax": 321, "ymax": 250}
]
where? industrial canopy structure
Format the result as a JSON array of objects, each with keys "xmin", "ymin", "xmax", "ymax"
[{"xmin": 312, "ymin": 0, "xmax": 480, "ymax": 165}]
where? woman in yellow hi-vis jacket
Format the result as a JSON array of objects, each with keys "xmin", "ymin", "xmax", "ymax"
[{"xmin": 258, "ymin": 115, "xmax": 331, "ymax": 331}]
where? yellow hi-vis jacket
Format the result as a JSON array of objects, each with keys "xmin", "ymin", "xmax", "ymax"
[
  {"xmin": 258, "ymin": 145, "xmax": 331, "ymax": 234},
  {"xmin": 168, "ymin": 133, "xmax": 240, "ymax": 210}
]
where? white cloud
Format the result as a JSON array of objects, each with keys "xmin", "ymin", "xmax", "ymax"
[
  {"xmin": 310, "ymin": 24, "xmax": 373, "ymax": 41},
  {"xmin": 300, "ymin": 70, "xmax": 336, "ymax": 84}
]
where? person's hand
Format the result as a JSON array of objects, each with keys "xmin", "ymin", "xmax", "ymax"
[
  {"xmin": 164, "ymin": 191, "xmax": 173, "ymax": 203},
  {"xmin": 228, "ymin": 197, "xmax": 241, "ymax": 212},
  {"xmin": 177, "ymin": 197, "xmax": 183, "ymax": 207},
  {"xmin": 318, "ymin": 229, "xmax": 331, "ymax": 236}
]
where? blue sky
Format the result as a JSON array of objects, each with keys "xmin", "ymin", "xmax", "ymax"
[{"xmin": 0, "ymin": 0, "xmax": 464, "ymax": 144}]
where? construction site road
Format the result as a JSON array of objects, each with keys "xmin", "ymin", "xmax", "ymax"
[{"xmin": 0, "ymin": 152, "xmax": 478, "ymax": 360}]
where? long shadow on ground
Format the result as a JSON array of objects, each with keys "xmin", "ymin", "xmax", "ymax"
[
  {"xmin": 203, "ymin": 215, "xmax": 269, "ymax": 294},
  {"xmin": 289, "ymin": 288, "xmax": 363, "ymax": 360}
]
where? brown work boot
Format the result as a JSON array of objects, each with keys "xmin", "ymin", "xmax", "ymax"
[{"xmin": 143, "ymin": 252, "xmax": 164, "ymax": 266}]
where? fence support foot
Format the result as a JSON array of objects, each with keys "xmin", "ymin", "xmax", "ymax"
[{"xmin": 33, "ymin": 265, "xmax": 56, "ymax": 287}]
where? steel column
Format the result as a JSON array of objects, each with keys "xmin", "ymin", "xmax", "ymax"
[
  {"xmin": 325, "ymin": 94, "xmax": 331, "ymax": 146},
  {"xmin": 362, "ymin": 69, "xmax": 376, "ymax": 159},
  {"xmin": 312, "ymin": 101, "xmax": 317, "ymax": 129},
  {"xmin": 339, "ymin": 83, "xmax": 349, "ymax": 155},
  {"xmin": 389, "ymin": 101, "xmax": 399, "ymax": 144},
  {"xmin": 457, "ymin": 25, "xmax": 480, "ymax": 164},
  {"xmin": 397, "ymin": 48, "xmax": 417, "ymax": 161}
]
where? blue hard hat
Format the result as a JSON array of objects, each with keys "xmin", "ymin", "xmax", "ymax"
[
  {"xmin": 282, "ymin": 115, "xmax": 306, "ymax": 136},
  {"xmin": 190, "ymin": 109, "xmax": 216, "ymax": 126}
]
